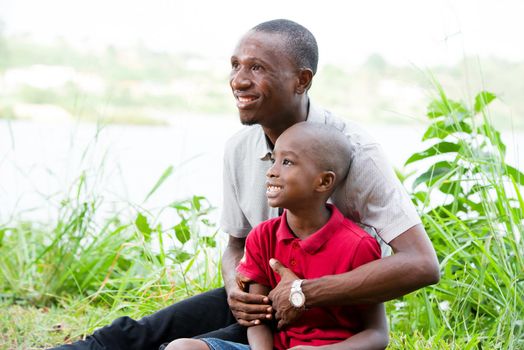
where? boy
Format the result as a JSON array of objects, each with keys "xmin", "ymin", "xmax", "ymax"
[{"xmin": 166, "ymin": 122, "xmax": 389, "ymax": 350}]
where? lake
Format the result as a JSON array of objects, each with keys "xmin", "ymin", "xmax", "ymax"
[{"xmin": 1, "ymin": 115, "xmax": 522, "ymax": 225}]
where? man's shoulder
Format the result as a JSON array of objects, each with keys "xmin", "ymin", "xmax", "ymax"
[
  {"xmin": 225, "ymin": 125, "xmax": 262, "ymax": 148},
  {"xmin": 223, "ymin": 125, "xmax": 265, "ymax": 161},
  {"xmin": 310, "ymin": 103, "xmax": 377, "ymax": 148}
]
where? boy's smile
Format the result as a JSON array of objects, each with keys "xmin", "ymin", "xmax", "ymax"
[{"xmin": 266, "ymin": 184, "xmax": 283, "ymax": 197}]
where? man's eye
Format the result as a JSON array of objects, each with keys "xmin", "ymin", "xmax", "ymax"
[
  {"xmin": 231, "ymin": 61, "xmax": 239, "ymax": 70},
  {"xmin": 251, "ymin": 64, "xmax": 262, "ymax": 71}
]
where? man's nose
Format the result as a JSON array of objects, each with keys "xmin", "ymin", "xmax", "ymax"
[{"xmin": 230, "ymin": 68, "xmax": 251, "ymax": 90}]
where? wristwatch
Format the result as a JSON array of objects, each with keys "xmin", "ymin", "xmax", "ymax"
[{"xmin": 289, "ymin": 279, "xmax": 305, "ymax": 308}]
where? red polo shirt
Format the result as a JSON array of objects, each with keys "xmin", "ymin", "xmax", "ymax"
[{"xmin": 237, "ymin": 204, "xmax": 381, "ymax": 349}]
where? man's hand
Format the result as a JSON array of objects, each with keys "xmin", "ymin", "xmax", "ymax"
[
  {"xmin": 267, "ymin": 258, "xmax": 304, "ymax": 329},
  {"xmin": 227, "ymin": 273, "xmax": 272, "ymax": 327}
]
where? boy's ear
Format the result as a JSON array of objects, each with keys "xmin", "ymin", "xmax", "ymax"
[
  {"xmin": 316, "ymin": 171, "xmax": 336, "ymax": 193},
  {"xmin": 295, "ymin": 68, "xmax": 313, "ymax": 94}
]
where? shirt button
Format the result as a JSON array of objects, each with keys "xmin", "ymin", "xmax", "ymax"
[
  {"xmin": 290, "ymin": 259, "xmax": 297, "ymax": 266},
  {"xmin": 292, "ymin": 241, "xmax": 299, "ymax": 249}
]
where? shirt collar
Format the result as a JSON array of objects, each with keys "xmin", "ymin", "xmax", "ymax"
[
  {"xmin": 276, "ymin": 204, "xmax": 344, "ymax": 254},
  {"xmin": 256, "ymin": 101, "xmax": 326, "ymax": 160}
]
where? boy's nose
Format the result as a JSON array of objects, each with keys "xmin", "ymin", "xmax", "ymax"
[{"xmin": 266, "ymin": 163, "xmax": 278, "ymax": 178}]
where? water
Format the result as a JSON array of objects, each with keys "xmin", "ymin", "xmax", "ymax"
[{"xmin": 1, "ymin": 116, "xmax": 522, "ymax": 224}]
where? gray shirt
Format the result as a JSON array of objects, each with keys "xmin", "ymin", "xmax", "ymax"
[{"xmin": 220, "ymin": 103, "xmax": 421, "ymax": 244}]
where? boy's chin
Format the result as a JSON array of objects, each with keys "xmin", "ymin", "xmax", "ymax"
[
  {"xmin": 267, "ymin": 199, "xmax": 282, "ymax": 209},
  {"xmin": 267, "ymin": 200, "xmax": 279, "ymax": 208}
]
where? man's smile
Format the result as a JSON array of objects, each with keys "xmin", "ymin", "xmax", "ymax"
[{"xmin": 235, "ymin": 93, "xmax": 260, "ymax": 109}]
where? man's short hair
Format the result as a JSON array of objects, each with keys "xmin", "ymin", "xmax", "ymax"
[{"xmin": 251, "ymin": 19, "xmax": 319, "ymax": 75}]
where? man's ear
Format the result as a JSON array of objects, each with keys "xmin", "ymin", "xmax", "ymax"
[
  {"xmin": 316, "ymin": 171, "xmax": 336, "ymax": 193},
  {"xmin": 295, "ymin": 68, "xmax": 313, "ymax": 94}
]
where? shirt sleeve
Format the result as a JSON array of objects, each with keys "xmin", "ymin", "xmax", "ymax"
[
  {"xmin": 343, "ymin": 143, "xmax": 421, "ymax": 243},
  {"xmin": 236, "ymin": 227, "xmax": 270, "ymax": 286},
  {"xmin": 350, "ymin": 235, "xmax": 381, "ymax": 269},
  {"xmin": 351, "ymin": 236, "xmax": 382, "ymax": 313},
  {"xmin": 220, "ymin": 143, "xmax": 253, "ymax": 237}
]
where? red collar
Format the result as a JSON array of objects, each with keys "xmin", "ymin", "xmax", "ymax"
[{"xmin": 276, "ymin": 204, "xmax": 344, "ymax": 254}]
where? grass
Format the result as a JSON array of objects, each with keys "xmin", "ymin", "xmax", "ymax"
[
  {"xmin": 1, "ymin": 84, "xmax": 523, "ymax": 349},
  {"xmin": 390, "ymin": 83, "xmax": 523, "ymax": 349}
]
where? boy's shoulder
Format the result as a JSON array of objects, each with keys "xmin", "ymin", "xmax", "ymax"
[
  {"xmin": 249, "ymin": 215, "xmax": 282, "ymax": 238},
  {"xmin": 339, "ymin": 217, "xmax": 375, "ymax": 240},
  {"xmin": 335, "ymin": 216, "xmax": 381, "ymax": 254}
]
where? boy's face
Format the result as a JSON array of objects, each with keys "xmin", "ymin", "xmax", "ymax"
[{"xmin": 265, "ymin": 128, "xmax": 323, "ymax": 210}]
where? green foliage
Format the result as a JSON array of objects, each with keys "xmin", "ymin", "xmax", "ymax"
[
  {"xmin": 0, "ymin": 173, "xmax": 222, "ymax": 308},
  {"xmin": 394, "ymin": 83, "xmax": 524, "ymax": 348}
]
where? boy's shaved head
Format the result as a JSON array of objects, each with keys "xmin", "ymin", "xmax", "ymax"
[{"xmin": 278, "ymin": 122, "xmax": 352, "ymax": 187}]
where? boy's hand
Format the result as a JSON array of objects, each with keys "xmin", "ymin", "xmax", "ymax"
[
  {"xmin": 268, "ymin": 258, "xmax": 304, "ymax": 329},
  {"xmin": 227, "ymin": 273, "xmax": 272, "ymax": 327}
]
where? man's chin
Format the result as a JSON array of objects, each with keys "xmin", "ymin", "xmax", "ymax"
[
  {"xmin": 240, "ymin": 119, "xmax": 258, "ymax": 126},
  {"xmin": 238, "ymin": 112, "xmax": 260, "ymax": 126}
]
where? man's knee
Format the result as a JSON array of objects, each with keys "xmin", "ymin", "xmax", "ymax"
[{"xmin": 165, "ymin": 338, "xmax": 209, "ymax": 350}]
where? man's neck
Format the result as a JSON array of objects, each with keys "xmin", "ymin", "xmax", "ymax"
[
  {"xmin": 262, "ymin": 98, "xmax": 309, "ymax": 145},
  {"xmin": 285, "ymin": 202, "xmax": 331, "ymax": 240}
]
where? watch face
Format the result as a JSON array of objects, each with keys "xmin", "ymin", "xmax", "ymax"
[{"xmin": 290, "ymin": 291, "xmax": 305, "ymax": 307}]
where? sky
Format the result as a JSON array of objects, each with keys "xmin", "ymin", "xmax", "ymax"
[{"xmin": 1, "ymin": 0, "xmax": 523, "ymax": 67}]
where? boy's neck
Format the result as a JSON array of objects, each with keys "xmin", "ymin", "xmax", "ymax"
[{"xmin": 285, "ymin": 202, "xmax": 331, "ymax": 240}]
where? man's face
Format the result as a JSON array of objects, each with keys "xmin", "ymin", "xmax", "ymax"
[
  {"xmin": 265, "ymin": 129, "xmax": 322, "ymax": 210},
  {"xmin": 229, "ymin": 31, "xmax": 299, "ymax": 128}
]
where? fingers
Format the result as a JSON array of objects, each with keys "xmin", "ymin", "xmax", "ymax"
[
  {"xmin": 228, "ymin": 288, "xmax": 272, "ymax": 325},
  {"xmin": 233, "ymin": 309, "xmax": 272, "ymax": 322},
  {"xmin": 269, "ymin": 258, "xmax": 285, "ymax": 275},
  {"xmin": 231, "ymin": 288, "xmax": 269, "ymax": 304},
  {"xmin": 230, "ymin": 301, "xmax": 272, "ymax": 317},
  {"xmin": 236, "ymin": 318, "xmax": 259, "ymax": 327},
  {"xmin": 236, "ymin": 273, "xmax": 252, "ymax": 291},
  {"xmin": 277, "ymin": 319, "xmax": 287, "ymax": 330}
]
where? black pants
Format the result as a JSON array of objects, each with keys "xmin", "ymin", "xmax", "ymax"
[{"xmin": 49, "ymin": 287, "xmax": 247, "ymax": 350}]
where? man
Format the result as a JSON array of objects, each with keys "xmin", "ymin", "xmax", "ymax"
[
  {"xmin": 165, "ymin": 122, "xmax": 389, "ymax": 350},
  {"xmin": 51, "ymin": 19, "xmax": 439, "ymax": 350}
]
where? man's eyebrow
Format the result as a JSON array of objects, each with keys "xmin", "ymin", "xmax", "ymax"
[{"xmin": 230, "ymin": 55, "xmax": 269, "ymax": 65}]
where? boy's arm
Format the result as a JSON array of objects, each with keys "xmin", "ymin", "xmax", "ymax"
[
  {"xmin": 222, "ymin": 235, "xmax": 272, "ymax": 326},
  {"xmin": 247, "ymin": 283, "xmax": 274, "ymax": 350}
]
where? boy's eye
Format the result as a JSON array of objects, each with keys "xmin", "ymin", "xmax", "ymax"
[{"xmin": 282, "ymin": 159, "xmax": 293, "ymax": 166}]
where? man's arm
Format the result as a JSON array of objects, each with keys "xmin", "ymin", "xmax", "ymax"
[
  {"xmin": 269, "ymin": 224, "xmax": 439, "ymax": 326},
  {"xmin": 222, "ymin": 235, "xmax": 272, "ymax": 326},
  {"xmin": 304, "ymin": 224, "xmax": 439, "ymax": 305}
]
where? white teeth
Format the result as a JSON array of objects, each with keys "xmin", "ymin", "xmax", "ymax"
[
  {"xmin": 267, "ymin": 185, "xmax": 282, "ymax": 193},
  {"xmin": 238, "ymin": 96, "xmax": 256, "ymax": 103}
]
